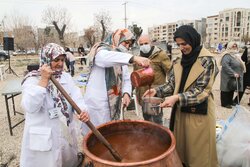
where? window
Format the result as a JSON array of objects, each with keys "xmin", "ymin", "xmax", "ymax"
[
  {"xmin": 236, "ymin": 11, "xmax": 241, "ymax": 26},
  {"xmin": 225, "ymin": 17, "xmax": 229, "ymax": 21}
]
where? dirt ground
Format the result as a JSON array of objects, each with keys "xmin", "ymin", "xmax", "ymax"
[{"xmin": 0, "ymin": 52, "xmax": 249, "ymax": 166}]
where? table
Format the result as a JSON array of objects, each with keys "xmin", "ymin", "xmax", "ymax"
[{"xmin": 1, "ymin": 79, "xmax": 24, "ymax": 136}]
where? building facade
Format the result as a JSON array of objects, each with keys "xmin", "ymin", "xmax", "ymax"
[
  {"xmin": 148, "ymin": 19, "xmax": 206, "ymax": 46},
  {"xmin": 218, "ymin": 8, "xmax": 250, "ymax": 46},
  {"xmin": 206, "ymin": 15, "xmax": 220, "ymax": 48},
  {"xmin": 148, "ymin": 8, "xmax": 250, "ymax": 48}
]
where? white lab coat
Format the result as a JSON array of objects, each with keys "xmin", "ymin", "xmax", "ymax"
[
  {"xmin": 81, "ymin": 49, "xmax": 132, "ymax": 135},
  {"xmin": 20, "ymin": 72, "xmax": 87, "ymax": 167}
]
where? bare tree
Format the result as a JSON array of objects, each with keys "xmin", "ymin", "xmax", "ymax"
[
  {"xmin": 83, "ymin": 27, "xmax": 97, "ymax": 47},
  {"xmin": 37, "ymin": 26, "xmax": 60, "ymax": 48},
  {"xmin": 94, "ymin": 11, "xmax": 112, "ymax": 41},
  {"xmin": 128, "ymin": 24, "xmax": 143, "ymax": 46},
  {"xmin": 42, "ymin": 6, "xmax": 71, "ymax": 47},
  {"xmin": 64, "ymin": 32, "xmax": 79, "ymax": 49},
  {"xmin": 6, "ymin": 12, "xmax": 37, "ymax": 51}
]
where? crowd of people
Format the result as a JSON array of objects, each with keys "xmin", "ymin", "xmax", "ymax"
[{"xmin": 19, "ymin": 26, "xmax": 250, "ymax": 167}]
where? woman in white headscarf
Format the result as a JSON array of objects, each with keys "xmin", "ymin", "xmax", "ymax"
[
  {"xmin": 220, "ymin": 41, "xmax": 245, "ymax": 108},
  {"xmin": 20, "ymin": 43, "xmax": 89, "ymax": 167}
]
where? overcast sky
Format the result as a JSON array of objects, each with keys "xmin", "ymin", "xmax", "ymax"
[{"xmin": 1, "ymin": 0, "xmax": 250, "ymax": 34}]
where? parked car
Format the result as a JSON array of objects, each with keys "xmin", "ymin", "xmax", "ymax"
[
  {"xmin": 0, "ymin": 50, "xmax": 10, "ymax": 61},
  {"xmin": 13, "ymin": 50, "xmax": 26, "ymax": 56}
]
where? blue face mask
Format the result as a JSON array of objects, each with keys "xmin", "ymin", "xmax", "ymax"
[{"xmin": 140, "ymin": 44, "xmax": 151, "ymax": 54}]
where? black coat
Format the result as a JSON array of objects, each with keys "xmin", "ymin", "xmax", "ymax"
[{"xmin": 242, "ymin": 47, "xmax": 250, "ymax": 86}]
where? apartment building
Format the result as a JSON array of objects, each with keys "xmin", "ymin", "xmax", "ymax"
[
  {"xmin": 206, "ymin": 15, "xmax": 220, "ymax": 47},
  {"xmin": 148, "ymin": 19, "xmax": 205, "ymax": 44},
  {"xmin": 219, "ymin": 8, "xmax": 250, "ymax": 45},
  {"xmin": 148, "ymin": 8, "xmax": 250, "ymax": 47}
]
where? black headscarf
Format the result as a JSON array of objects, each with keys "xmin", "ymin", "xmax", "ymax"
[{"xmin": 174, "ymin": 25, "xmax": 202, "ymax": 93}]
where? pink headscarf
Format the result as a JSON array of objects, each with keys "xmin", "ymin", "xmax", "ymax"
[{"xmin": 111, "ymin": 28, "xmax": 134, "ymax": 47}]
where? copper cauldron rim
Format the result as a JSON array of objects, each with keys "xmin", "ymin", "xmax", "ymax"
[{"xmin": 83, "ymin": 120, "xmax": 177, "ymax": 166}]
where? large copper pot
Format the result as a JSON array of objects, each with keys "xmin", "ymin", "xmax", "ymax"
[{"xmin": 82, "ymin": 120, "xmax": 182, "ymax": 167}]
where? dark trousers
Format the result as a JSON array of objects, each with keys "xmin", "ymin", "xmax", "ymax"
[
  {"xmin": 70, "ymin": 61, "xmax": 75, "ymax": 77},
  {"xmin": 221, "ymin": 91, "xmax": 234, "ymax": 106},
  {"xmin": 65, "ymin": 59, "xmax": 70, "ymax": 72},
  {"xmin": 80, "ymin": 58, "xmax": 86, "ymax": 65}
]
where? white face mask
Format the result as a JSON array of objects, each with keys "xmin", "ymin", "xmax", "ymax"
[
  {"xmin": 118, "ymin": 44, "xmax": 128, "ymax": 52},
  {"xmin": 140, "ymin": 44, "xmax": 151, "ymax": 54}
]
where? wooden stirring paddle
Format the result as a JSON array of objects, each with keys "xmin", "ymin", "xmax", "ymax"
[{"xmin": 50, "ymin": 76, "xmax": 122, "ymax": 162}]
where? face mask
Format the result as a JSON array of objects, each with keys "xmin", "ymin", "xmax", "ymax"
[
  {"xmin": 118, "ymin": 44, "xmax": 128, "ymax": 52},
  {"xmin": 140, "ymin": 44, "xmax": 151, "ymax": 54}
]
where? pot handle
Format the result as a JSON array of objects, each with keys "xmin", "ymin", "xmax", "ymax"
[
  {"xmin": 80, "ymin": 152, "xmax": 94, "ymax": 167},
  {"xmin": 83, "ymin": 161, "xmax": 94, "ymax": 167}
]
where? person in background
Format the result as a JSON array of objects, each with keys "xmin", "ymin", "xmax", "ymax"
[
  {"xmin": 220, "ymin": 42, "xmax": 245, "ymax": 108},
  {"xmin": 218, "ymin": 43, "xmax": 223, "ymax": 53},
  {"xmin": 134, "ymin": 34, "xmax": 171, "ymax": 124},
  {"xmin": 65, "ymin": 47, "xmax": 76, "ymax": 77},
  {"xmin": 78, "ymin": 44, "xmax": 86, "ymax": 65},
  {"xmin": 233, "ymin": 42, "xmax": 250, "ymax": 105},
  {"xmin": 20, "ymin": 43, "xmax": 89, "ymax": 167},
  {"xmin": 166, "ymin": 42, "xmax": 173, "ymax": 60},
  {"xmin": 65, "ymin": 55, "xmax": 70, "ymax": 73},
  {"xmin": 143, "ymin": 25, "xmax": 219, "ymax": 167},
  {"xmin": 81, "ymin": 29, "xmax": 151, "ymax": 135}
]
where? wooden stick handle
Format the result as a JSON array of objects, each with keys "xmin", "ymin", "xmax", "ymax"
[{"xmin": 50, "ymin": 76, "xmax": 122, "ymax": 162}]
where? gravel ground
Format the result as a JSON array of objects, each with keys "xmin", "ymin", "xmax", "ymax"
[{"xmin": 0, "ymin": 53, "xmax": 249, "ymax": 166}]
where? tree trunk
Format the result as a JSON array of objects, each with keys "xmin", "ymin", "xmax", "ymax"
[
  {"xmin": 100, "ymin": 20, "xmax": 106, "ymax": 41},
  {"xmin": 52, "ymin": 21, "xmax": 66, "ymax": 47}
]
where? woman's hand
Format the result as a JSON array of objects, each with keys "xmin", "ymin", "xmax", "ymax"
[
  {"xmin": 160, "ymin": 95, "xmax": 179, "ymax": 108},
  {"xmin": 142, "ymin": 89, "xmax": 157, "ymax": 97},
  {"xmin": 122, "ymin": 93, "xmax": 131, "ymax": 107},
  {"xmin": 38, "ymin": 64, "xmax": 53, "ymax": 87},
  {"xmin": 234, "ymin": 73, "xmax": 240, "ymax": 78},
  {"xmin": 78, "ymin": 111, "xmax": 89, "ymax": 122},
  {"xmin": 133, "ymin": 56, "xmax": 151, "ymax": 67}
]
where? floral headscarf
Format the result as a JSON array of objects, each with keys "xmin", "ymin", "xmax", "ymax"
[
  {"xmin": 40, "ymin": 43, "xmax": 66, "ymax": 66},
  {"xmin": 22, "ymin": 43, "xmax": 66, "ymax": 80}
]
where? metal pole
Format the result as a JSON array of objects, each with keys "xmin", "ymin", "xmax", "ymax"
[
  {"xmin": 236, "ymin": 77, "xmax": 240, "ymax": 105},
  {"xmin": 122, "ymin": 1, "xmax": 128, "ymax": 28}
]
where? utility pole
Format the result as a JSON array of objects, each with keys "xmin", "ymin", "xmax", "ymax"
[
  {"xmin": 1, "ymin": 16, "xmax": 7, "ymax": 37},
  {"xmin": 122, "ymin": 1, "xmax": 128, "ymax": 28}
]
